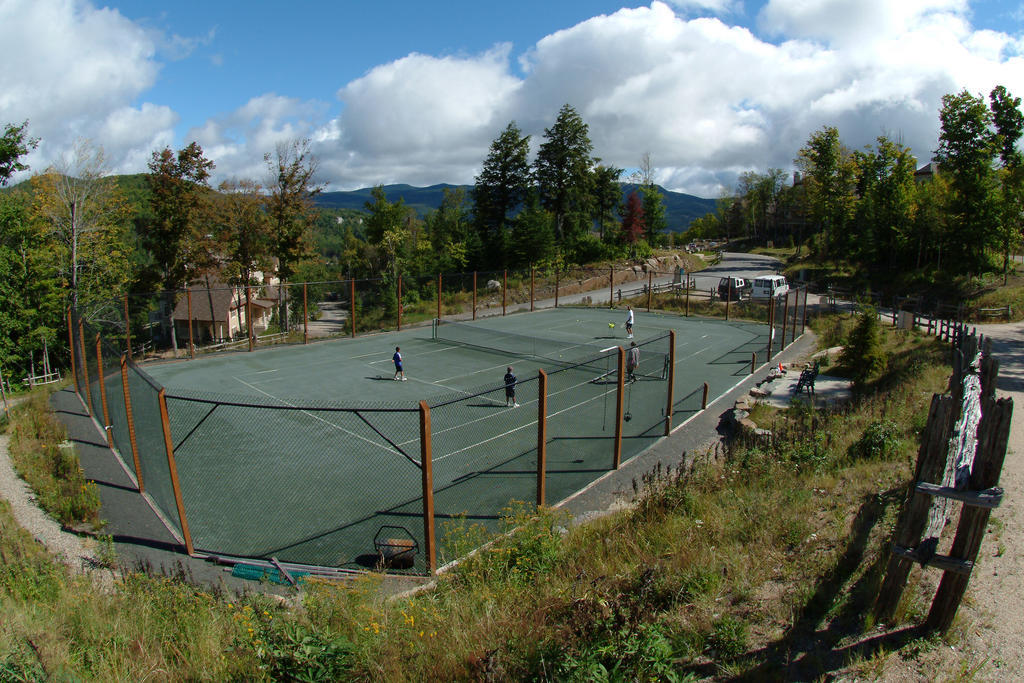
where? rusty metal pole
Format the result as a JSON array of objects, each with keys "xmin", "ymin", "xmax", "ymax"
[
  {"xmin": 502, "ymin": 270, "xmax": 507, "ymax": 316},
  {"xmin": 187, "ymin": 289, "xmax": 194, "ymax": 359},
  {"xmin": 398, "ymin": 275, "xmax": 403, "ymax": 330},
  {"xmin": 120, "ymin": 355, "xmax": 143, "ymax": 492},
  {"xmin": 613, "ymin": 347, "xmax": 625, "ymax": 469},
  {"xmin": 246, "ymin": 286, "xmax": 253, "ymax": 351},
  {"xmin": 555, "ymin": 269, "xmax": 560, "ymax": 308},
  {"xmin": 437, "ymin": 273, "xmax": 442, "ymax": 321},
  {"xmin": 123, "ymin": 295, "xmax": 132, "ymax": 361},
  {"xmin": 664, "ymin": 330, "xmax": 676, "ymax": 436},
  {"xmin": 647, "ymin": 271, "xmax": 653, "ymax": 311},
  {"xmin": 419, "ymin": 400, "xmax": 437, "ymax": 575},
  {"xmin": 536, "ymin": 370, "xmax": 548, "ymax": 506},
  {"xmin": 472, "ymin": 271, "xmax": 477, "ymax": 320},
  {"xmin": 303, "ymin": 283, "xmax": 309, "ymax": 343},
  {"xmin": 530, "ymin": 267, "xmax": 535, "ymax": 312},
  {"xmin": 609, "ymin": 266, "xmax": 614, "ymax": 308},
  {"xmin": 158, "ymin": 388, "xmax": 194, "ymax": 555},
  {"xmin": 95, "ymin": 334, "xmax": 112, "ymax": 449},
  {"xmin": 350, "ymin": 279, "xmax": 356, "ymax": 338}
]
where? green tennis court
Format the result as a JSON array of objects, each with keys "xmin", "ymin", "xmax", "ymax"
[{"xmin": 96, "ymin": 307, "xmax": 786, "ymax": 573}]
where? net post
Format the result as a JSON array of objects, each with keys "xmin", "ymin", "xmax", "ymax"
[
  {"xmin": 246, "ymin": 285, "xmax": 254, "ymax": 351},
  {"xmin": 613, "ymin": 347, "xmax": 625, "ymax": 469},
  {"xmin": 158, "ymin": 388, "xmax": 194, "ymax": 555},
  {"xmin": 123, "ymin": 295, "xmax": 132, "ymax": 361},
  {"xmin": 120, "ymin": 354, "xmax": 144, "ymax": 493},
  {"xmin": 801, "ymin": 286, "xmax": 808, "ymax": 334},
  {"xmin": 418, "ymin": 400, "xmax": 437, "ymax": 575},
  {"xmin": 664, "ymin": 331, "xmax": 676, "ymax": 436},
  {"xmin": 437, "ymin": 273, "xmax": 442, "ymax": 322},
  {"xmin": 79, "ymin": 318, "xmax": 93, "ymax": 411},
  {"xmin": 647, "ymin": 271, "xmax": 653, "ymax": 311},
  {"xmin": 187, "ymin": 288, "xmax": 195, "ymax": 359},
  {"xmin": 530, "ymin": 266, "xmax": 535, "ymax": 312},
  {"xmin": 502, "ymin": 270, "xmax": 507, "ymax": 316},
  {"xmin": 767, "ymin": 296, "xmax": 775, "ymax": 358},
  {"xmin": 537, "ymin": 369, "xmax": 548, "ymax": 506},
  {"xmin": 702, "ymin": 382, "xmax": 709, "ymax": 410},
  {"xmin": 751, "ymin": 352, "xmax": 757, "ymax": 375},
  {"xmin": 726, "ymin": 278, "xmax": 732, "ymax": 320},
  {"xmin": 555, "ymin": 269, "xmax": 559, "ymax": 308},
  {"xmin": 95, "ymin": 334, "xmax": 113, "ymax": 449},
  {"xmin": 303, "ymin": 283, "xmax": 309, "ymax": 343},
  {"xmin": 609, "ymin": 266, "xmax": 614, "ymax": 308},
  {"xmin": 350, "ymin": 278, "xmax": 356, "ymax": 338},
  {"xmin": 781, "ymin": 290, "xmax": 790, "ymax": 348},
  {"xmin": 66, "ymin": 307, "xmax": 79, "ymax": 398},
  {"xmin": 472, "ymin": 271, "xmax": 477, "ymax": 320}
]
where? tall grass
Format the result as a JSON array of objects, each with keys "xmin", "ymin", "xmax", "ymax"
[{"xmin": 0, "ymin": 324, "xmax": 955, "ymax": 679}]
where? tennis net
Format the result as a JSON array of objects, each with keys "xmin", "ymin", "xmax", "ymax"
[{"xmin": 431, "ymin": 318, "xmax": 668, "ymax": 381}]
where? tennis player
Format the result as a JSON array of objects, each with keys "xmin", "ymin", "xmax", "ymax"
[
  {"xmin": 393, "ymin": 346, "xmax": 406, "ymax": 381},
  {"xmin": 625, "ymin": 306, "xmax": 634, "ymax": 339},
  {"xmin": 626, "ymin": 341, "xmax": 639, "ymax": 383},
  {"xmin": 504, "ymin": 366, "xmax": 519, "ymax": 407}
]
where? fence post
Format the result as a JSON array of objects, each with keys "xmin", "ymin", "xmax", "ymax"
[
  {"xmin": 801, "ymin": 287, "xmax": 808, "ymax": 334},
  {"xmin": 66, "ymin": 308, "xmax": 79, "ymax": 398},
  {"xmin": 537, "ymin": 369, "xmax": 548, "ymax": 506},
  {"xmin": 120, "ymin": 355, "xmax": 144, "ymax": 493},
  {"xmin": 502, "ymin": 270, "xmax": 507, "ymax": 316},
  {"xmin": 701, "ymin": 382, "xmax": 709, "ymax": 410},
  {"xmin": 767, "ymin": 296, "xmax": 775, "ymax": 359},
  {"xmin": 350, "ymin": 279, "xmax": 356, "ymax": 338},
  {"xmin": 665, "ymin": 330, "xmax": 676, "ymax": 436},
  {"xmin": 613, "ymin": 347, "xmax": 625, "ymax": 469},
  {"xmin": 246, "ymin": 286, "xmax": 254, "ymax": 351},
  {"xmin": 187, "ymin": 289, "xmax": 195, "ymax": 359},
  {"xmin": 437, "ymin": 273, "xmax": 442, "ymax": 322},
  {"xmin": 685, "ymin": 282, "xmax": 690, "ymax": 317},
  {"xmin": 472, "ymin": 271, "xmax": 477, "ymax": 321},
  {"xmin": 925, "ymin": 396, "xmax": 1014, "ymax": 632},
  {"xmin": 397, "ymin": 276, "xmax": 403, "ymax": 331},
  {"xmin": 781, "ymin": 291, "xmax": 789, "ymax": 348},
  {"xmin": 874, "ymin": 395, "xmax": 955, "ymax": 622},
  {"xmin": 555, "ymin": 269, "xmax": 560, "ymax": 308},
  {"xmin": 609, "ymin": 266, "xmax": 614, "ymax": 307},
  {"xmin": 725, "ymin": 279, "xmax": 731, "ymax": 320},
  {"xmin": 647, "ymin": 271, "xmax": 653, "ymax": 312},
  {"xmin": 79, "ymin": 318, "xmax": 92, "ymax": 411},
  {"xmin": 530, "ymin": 267, "xmax": 535, "ymax": 312},
  {"xmin": 751, "ymin": 352, "xmax": 757, "ymax": 375},
  {"xmin": 419, "ymin": 400, "xmax": 437, "ymax": 575},
  {"xmin": 95, "ymin": 334, "xmax": 112, "ymax": 449},
  {"xmin": 124, "ymin": 295, "xmax": 132, "ymax": 361},
  {"xmin": 158, "ymin": 388, "xmax": 194, "ymax": 555},
  {"xmin": 303, "ymin": 283, "xmax": 309, "ymax": 343},
  {"xmin": 792, "ymin": 288, "xmax": 799, "ymax": 341}
]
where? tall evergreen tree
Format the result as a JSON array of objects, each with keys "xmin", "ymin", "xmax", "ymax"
[
  {"xmin": 473, "ymin": 122, "xmax": 531, "ymax": 263},
  {"xmin": 935, "ymin": 90, "xmax": 999, "ymax": 274},
  {"xmin": 534, "ymin": 104, "xmax": 595, "ymax": 242},
  {"xmin": 591, "ymin": 164, "xmax": 623, "ymax": 241}
]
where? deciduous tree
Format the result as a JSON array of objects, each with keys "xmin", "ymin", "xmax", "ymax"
[{"xmin": 0, "ymin": 121, "xmax": 38, "ymax": 185}]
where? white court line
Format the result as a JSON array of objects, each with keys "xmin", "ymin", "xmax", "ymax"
[{"xmin": 231, "ymin": 376, "xmax": 406, "ymax": 459}]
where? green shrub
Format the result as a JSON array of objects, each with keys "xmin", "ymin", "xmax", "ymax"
[
  {"xmin": 848, "ymin": 420, "xmax": 902, "ymax": 461},
  {"xmin": 840, "ymin": 306, "xmax": 887, "ymax": 388},
  {"xmin": 706, "ymin": 615, "xmax": 748, "ymax": 661}
]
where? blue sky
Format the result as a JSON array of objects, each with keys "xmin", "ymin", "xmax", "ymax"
[{"xmin": 2, "ymin": 0, "xmax": 1023, "ymax": 197}]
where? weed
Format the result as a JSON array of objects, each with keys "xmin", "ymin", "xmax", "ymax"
[
  {"xmin": 848, "ymin": 419, "xmax": 902, "ymax": 461},
  {"xmin": 706, "ymin": 615, "xmax": 749, "ymax": 661}
]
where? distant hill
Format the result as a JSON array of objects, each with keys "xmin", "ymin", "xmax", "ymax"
[{"xmin": 315, "ymin": 183, "xmax": 717, "ymax": 231}]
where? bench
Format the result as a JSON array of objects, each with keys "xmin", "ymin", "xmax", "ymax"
[{"xmin": 794, "ymin": 361, "xmax": 820, "ymax": 396}]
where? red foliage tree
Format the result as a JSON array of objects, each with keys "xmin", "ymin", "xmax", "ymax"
[{"xmin": 620, "ymin": 191, "xmax": 646, "ymax": 246}]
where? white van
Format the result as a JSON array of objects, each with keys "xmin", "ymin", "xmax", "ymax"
[{"xmin": 751, "ymin": 275, "xmax": 789, "ymax": 300}]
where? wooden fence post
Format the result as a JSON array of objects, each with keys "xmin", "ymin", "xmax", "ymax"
[
  {"xmin": 472, "ymin": 271, "xmax": 477, "ymax": 320},
  {"xmin": 751, "ymin": 352, "xmax": 757, "ymax": 375},
  {"xmin": 419, "ymin": 400, "xmax": 437, "ymax": 575},
  {"xmin": 537, "ymin": 370, "xmax": 548, "ymax": 506},
  {"xmin": 925, "ymin": 395, "xmax": 1014, "ymax": 632},
  {"xmin": 555, "ymin": 269, "xmax": 560, "ymax": 308},
  {"xmin": 874, "ymin": 395, "xmax": 956, "ymax": 622},
  {"xmin": 613, "ymin": 347, "xmax": 625, "ymax": 469},
  {"xmin": 647, "ymin": 271, "xmax": 653, "ymax": 312},
  {"xmin": 158, "ymin": 388, "xmax": 194, "ymax": 555},
  {"xmin": 801, "ymin": 287, "xmax": 808, "ymax": 334},
  {"xmin": 701, "ymin": 382, "xmax": 709, "ymax": 410}
]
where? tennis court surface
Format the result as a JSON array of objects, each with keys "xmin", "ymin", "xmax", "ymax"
[{"xmin": 73, "ymin": 306, "xmax": 794, "ymax": 575}]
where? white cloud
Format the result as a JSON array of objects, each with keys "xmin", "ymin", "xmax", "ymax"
[
  {"xmin": 3, "ymin": 0, "xmax": 1023, "ymax": 198},
  {"xmin": 0, "ymin": 0, "xmax": 174, "ymax": 179}
]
